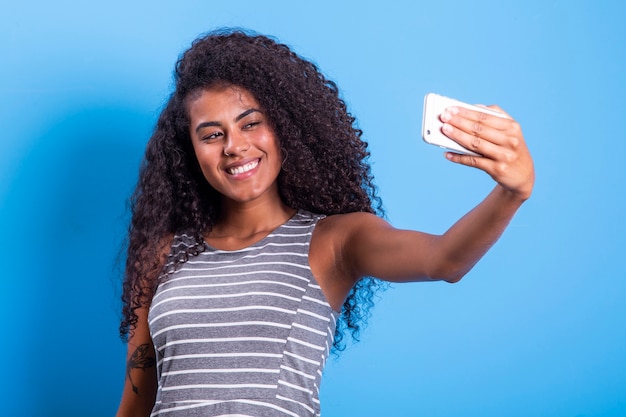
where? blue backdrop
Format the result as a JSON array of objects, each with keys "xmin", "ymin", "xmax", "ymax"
[{"xmin": 1, "ymin": 1, "xmax": 624, "ymax": 416}]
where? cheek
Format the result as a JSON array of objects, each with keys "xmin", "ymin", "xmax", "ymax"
[
  {"xmin": 193, "ymin": 150, "xmax": 220, "ymax": 181},
  {"xmin": 264, "ymin": 134, "xmax": 282, "ymax": 163},
  {"xmin": 197, "ymin": 166, "xmax": 223, "ymax": 192}
]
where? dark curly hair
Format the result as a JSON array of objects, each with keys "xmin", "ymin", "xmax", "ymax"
[{"xmin": 120, "ymin": 28, "xmax": 384, "ymax": 351}]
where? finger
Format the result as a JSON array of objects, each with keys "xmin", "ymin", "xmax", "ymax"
[
  {"xmin": 443, "ymin": 105, "xmax": 511, "ymax": 131},
  {"xmin": 475, "ymin": 104, "xmax": 512, "ymax": 119},
  {"xmin": 441, "ymin": 109, "xmax": 520, "ymax": 150},
  {"xmin": 444, "ymin": 151, "xmax": 491, "ymax": 171},
  {"xmin": 478, "ymin": 104, "xmax": 511, "ymax": 117},
  {"xmin": 441, "ymin": 122, "xmax": 500, "ymax": 158}
]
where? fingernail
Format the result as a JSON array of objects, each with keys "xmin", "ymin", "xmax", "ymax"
[
  {"xmin": 447, "ymin": 106, "xmax": 460, "ymax": 115},
  {"xmin": 442, "ymin": 123, "xmax": 452, "ymax": 133},
  {"xmin": 441, "ymin": 111, "xmax": 451, "ymax": 122}
]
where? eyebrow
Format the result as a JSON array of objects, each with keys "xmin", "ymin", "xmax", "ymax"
[{"xmin": 195, "ymin": 108, "xmax": 262, "ymax": 133}]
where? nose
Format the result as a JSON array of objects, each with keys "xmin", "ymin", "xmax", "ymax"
[{"xmin": 223, "ymin": 131, "xmax": 250, "ymax": 156}]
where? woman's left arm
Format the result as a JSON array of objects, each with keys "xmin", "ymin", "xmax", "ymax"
[{"xmin": 339, "ymin": 104, "xmax": 535, "ymax": 284}]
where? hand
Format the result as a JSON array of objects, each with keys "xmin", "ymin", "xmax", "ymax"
[{"xmin": 440, "ymin": 105, "xmax": 535, "ymax": 201}]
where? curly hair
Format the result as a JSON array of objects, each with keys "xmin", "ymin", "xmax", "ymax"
[{"xmin": 120, "ymin": 28, "xmax": 384, "ymax": 351}]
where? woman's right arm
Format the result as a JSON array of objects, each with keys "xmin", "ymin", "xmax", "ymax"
[{"xmin": 115, "ymin": 306, "xmax": 157, "ymax": 417}]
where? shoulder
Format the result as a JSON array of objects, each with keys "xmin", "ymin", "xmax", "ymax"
[
  {"xmin": 309, "ymin": 212, "xmax": 385, "ymax": 308},
  {"xmin": 312, "ymin": 211, "xmax": 390, "ymax": 268},
  {"xmin": 315, "ymin": 211, "xmax": 389, "ymax": 239}
]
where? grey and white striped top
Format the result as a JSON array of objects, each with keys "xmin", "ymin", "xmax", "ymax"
[{"xmin": 148, "ymin": 210, "xmax": 339, "ymax": 417}]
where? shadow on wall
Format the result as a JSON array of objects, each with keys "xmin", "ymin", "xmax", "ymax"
[{"xmin": 1, "ymin": 104, "xmax": 152, "ymax": 417}]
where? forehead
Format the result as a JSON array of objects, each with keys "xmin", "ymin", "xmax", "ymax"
[{"xmin": 187, "ymin": 85, "xmax": 260, "ymax": 115}]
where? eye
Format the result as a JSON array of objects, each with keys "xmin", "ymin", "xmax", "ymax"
[
  {"xmin": 202, "ymin": 131, "xmax": 223, "ymax": 142},
  {"xmin": 242, "ymin": 120, "xmax": 261, "ymax": 130}
]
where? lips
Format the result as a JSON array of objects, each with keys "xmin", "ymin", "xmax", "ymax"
[{"xmin": 226, "ymin": 159, "xmax": 260, "ymax": 175}]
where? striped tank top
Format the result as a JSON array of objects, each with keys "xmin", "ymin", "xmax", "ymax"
[{"xmin": 148, "ymin": 210, "xmax": 339, "ymax": 417}]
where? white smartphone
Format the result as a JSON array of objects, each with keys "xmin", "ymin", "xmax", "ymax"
[{"xmin": 421, "ymin": 93, "xmax": 508, "ymax": 156}]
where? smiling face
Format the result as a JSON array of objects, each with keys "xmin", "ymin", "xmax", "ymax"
[{"xmin": 187, "ymin": 85, "xmax": 283, "ymax": 207}]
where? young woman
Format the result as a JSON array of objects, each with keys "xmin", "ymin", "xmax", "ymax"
[{"xmin": 116, "ymin": 29, "xmax": 534, "ymax": 417}]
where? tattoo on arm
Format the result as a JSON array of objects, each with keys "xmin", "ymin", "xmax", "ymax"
[{"xmin": 126, "ymin": 343, "xmax": 156, "ymax": 395}]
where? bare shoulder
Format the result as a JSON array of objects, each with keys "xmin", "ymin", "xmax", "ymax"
[
  {"xmin": 316, "ymin": 211, "xmax": 388, "ymax": 236},
  {"xmin": 313, "ymin": 212, "xmax": 392, "ymax": 259},
  {"xmin": 309, "ymin": 212, "xmax": 390, "ymax": 310}
]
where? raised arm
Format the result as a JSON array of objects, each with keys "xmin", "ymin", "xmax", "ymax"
[{"xmin": 332, "ymin": 103, "xmax": 534, "ymax": 286}]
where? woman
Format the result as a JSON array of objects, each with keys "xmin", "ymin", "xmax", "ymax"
[{"xmin": 116, "ymin": 29, "xmax": 534, "ymax": 417}]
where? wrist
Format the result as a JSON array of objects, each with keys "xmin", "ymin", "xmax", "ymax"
[{"xmin": 494, "ymin": 184, "xmax": 531, "ymax": 207}]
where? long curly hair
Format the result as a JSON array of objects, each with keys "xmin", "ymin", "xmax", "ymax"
[{"xmin": 120, "ymin": 28, "xmax": 384, "ymax": 351}]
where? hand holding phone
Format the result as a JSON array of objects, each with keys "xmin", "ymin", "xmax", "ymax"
[{"xmin": 422, "ymin": 93, "xmax": 508, "ymax": 156}]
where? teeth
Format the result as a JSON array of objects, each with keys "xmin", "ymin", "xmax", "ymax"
[{"xmin": 228, "ymin": 160, "xmax": 259, "ymax": 175}]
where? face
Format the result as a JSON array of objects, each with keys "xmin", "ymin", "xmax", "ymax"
[{"xmin": 187, "ymin": 85, "xmax": 283, "ymax": 206}]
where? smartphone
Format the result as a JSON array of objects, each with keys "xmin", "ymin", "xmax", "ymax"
[{"xmin": 421, "ymin": 93, "xmax": 508, "ymax": 156}]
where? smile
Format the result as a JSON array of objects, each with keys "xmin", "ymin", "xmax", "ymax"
[{"xmin": 227, "ymin": 159, "xmax": 259, "ymax": 175}]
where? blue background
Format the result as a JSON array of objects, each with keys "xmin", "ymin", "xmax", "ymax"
[{"xmin": 1, "ymin": 1, "xmax": 624, "ymax": 416}]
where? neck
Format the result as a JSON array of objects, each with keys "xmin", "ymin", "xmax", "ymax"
[{"xmin": 212, "ymin": 196, "xmax": 296, "ymax": 240}]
